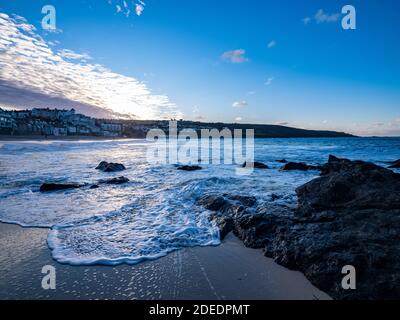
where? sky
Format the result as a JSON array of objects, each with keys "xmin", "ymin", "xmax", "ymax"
[{"xmin": 0, "ymin": 0, "xmax": 399, "ymax": 136}]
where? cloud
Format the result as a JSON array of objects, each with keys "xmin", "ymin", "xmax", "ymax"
[
  {"xmin": 109, "ymin": 1, "xmax": 145, "ymax": 18},
  {"xmin": 276, "ymin": 121, "xmax": 289, "ymax": 126},
  {"xmin": 0, "ymin": 12, "xmax": 181, "ymax": 120},
  {"xmin": 232, "ymin": 101, "xmax": 248, "ymax": 108},
  {"xmin": 314, "ymin": 9, "xmax": 340, "ymax": 23},
  {"xmin": 135, "ymin": 3, "xmax": 145, "ymax": 16},
  {"xmin": 222, "ymin": 49, "xmax": 248, "ymax": 63},
  {"xmin": 247, "ymin": 91, "xmax": 256, "ymax": 95},
  {"xmin": 58, "ymin": 49, "xmax": 92, "ymax": 61},
  {"xmin": 303, "ymin": 9, "xmax": 340, "ymax": 25},
  {"xmin": 267, "ymin": 40, "xmax": 276, "ymax": 49},
  {"xmin": 235, "ymin": 117, "xmax": 242, "ymax": 121},
  {"xmin": 265, "ymin": 77, "xmax": 274, "ymax": 86}
]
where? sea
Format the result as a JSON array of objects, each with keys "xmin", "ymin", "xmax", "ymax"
[{"xmin": 0, "ymin": 137, "xmax": 399, "ymax": 265}]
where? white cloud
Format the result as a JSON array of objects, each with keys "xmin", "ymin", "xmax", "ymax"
[
  {"xmin": 303, "ymin": 9, "xmax": 340, "ymax": 25},
  {"xmin": 314, "ymin": 9, "xmax": 340, "ymax": 23},
  {"xmin": 222, "ymin": 49, "xmax": 248, "ymax": 63},
  {"xmin": 276, "ymin": 122, "xmax": 289, "ymax": 126},
  {"xmin": 135, "ymin": 3, "xmax": 145, "ymax": 16},
  {"xmin": 0, "ymin": 13, "xmax": 181, "ymax": 120},
  {"xmin": 265, "ymin": 77, "xmax": 274, "ymax": 86},
  {"xmin": 232, "ymin": 101, "xmax": 248, "ymax": 108},
  {"xmin": 58, "ymin": 49, "xmax": 92, "ymax": 61},
  {"xmin": 235, "ymin": 117, "xmax": 242, "ymax": 121},
  {"xmin": 267, "ymin": 40, "xmax": 276, "ymax": 49},
  {"xmin": 247, "ymin": 91, "xmax": 256, "ymax": 95},
  {"xmin": 109, "ymin": 1, "xmax": 144, "ymax": 18}
]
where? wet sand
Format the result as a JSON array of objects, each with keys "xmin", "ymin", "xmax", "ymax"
[{"xmin": 0, "ymin": 222, "xmax": 331, "ymax": 300}]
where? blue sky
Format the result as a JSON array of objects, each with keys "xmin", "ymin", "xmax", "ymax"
[{"xmin": 0, "ymin": 0, "xmax": 399, "ymax": 135}]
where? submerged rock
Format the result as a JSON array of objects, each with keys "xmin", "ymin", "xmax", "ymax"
[
  {"xmin": 40, "ymin": 183, "xmax": 82, "ymax": 192},
  {"xmin": 199, "ymin": 156, "xmax": 400, "ymax": 300},
  {"xmin": 177, "ymin": 165, "xmax": 202, "ymax": 171},
  {"xmin": 96, "ymin": 161, "xmax": 126, "ymax": 172},
  {"xmin": 242, "ymin": 161, "xmax": 269, "ymax": 169},
  {"xmin": 276, "ymin": 159, "xmax": 288, "ymax": 163},
  {"xmin": 98, "ymin": 176, "xmax": 129, "ymax": 185},
  {"xmin": 280, "ymin": 162, "xmax": 320, "ymax": 171}
]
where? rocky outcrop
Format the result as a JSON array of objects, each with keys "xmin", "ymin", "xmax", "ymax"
[
  {"xmin": 40, "ymin": 183, "xmax": 82, "ymax": 192},
  {"xmin": 98, "ymin": 176, "xmax": 129, "ymax": 185},
  {"xmin": 280, "ymin": 162, "xmax": 321, "ymax": 171},
  {"xmin": 242, "ymin": 161, "xmax": 269, "ymax": 169},
  {"xmin": 276, "ymin": 159, "xmax": 288, "ymax": 163},
  {"xmin": 96, "ymin": 161, "xmax": 126, "ymax": 172},
  {"xmin": 177, "ymin": 165, "xmax": 202, "ymax": 171},
  {"xmin": 388, "ymin": 159, "xmax": 400, "ymax": 168},
  {"xmin": 198, "ymin": 156, "xmax": 400, "ymax": 300}
]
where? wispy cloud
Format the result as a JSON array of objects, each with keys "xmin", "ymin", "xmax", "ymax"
[
  {"xmin": 0, "ymin": 12, "xmax": 180, "ymax": 120},
  {"xmin": 109, "ymin": 0, "xmax": 145, "ymax": 18},
  {"xmin": 303, "ymin": 17, "xmax": 311, "ymax": 25},
  {"xmin": 267, "ymin": 40, "xmax": 276, "ymax": 49},
  {"xmin": 265, "ymin": 77, "xmax": 274, "ymax": 86},
  {"xmin": 232, "ymin": 101, "xmax": 248, "ymax": 108},
  {"xmin": 58, "ymin": 49, "xmax": 92, "ymax": 61},
  {"xmin": 303, "ymin": 9, "xmax": 340, "ymax": 25},
  {"xmin": 235, "ymin": 117, "xmax": 243, "ymax": 121},
  {"xmin": 222, "ymin": 49, "xmax": 248, "ymax": 63}
]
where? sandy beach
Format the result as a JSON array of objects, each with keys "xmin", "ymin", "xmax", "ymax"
[{"xmin": 0, "ymin": 223, "xmax": 330, "ymax": 300}]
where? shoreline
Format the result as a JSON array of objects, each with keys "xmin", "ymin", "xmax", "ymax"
[
  {"xmin": 0, "ymin": 135, "xmax": 136, "ymax": 141},
  {"xmin": 0, "ymin": 222, "xmax": 331, "ymax": 300}
]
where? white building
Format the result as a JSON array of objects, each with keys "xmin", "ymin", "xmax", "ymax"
[{"xmin": 0, "ymin": 108, "xmax": 16, "ymax": 132}]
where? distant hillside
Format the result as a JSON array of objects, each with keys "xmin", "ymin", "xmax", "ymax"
[{"xmin": 121, "ymin": 120, "xmax": 355, "ymax": 138}]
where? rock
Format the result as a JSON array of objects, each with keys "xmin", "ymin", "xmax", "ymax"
[
  {"xmin": 98, "ymin": 176, "xmax": 129, "ymax": 185},
  {"xmin": 276, "ymin": 159, "xmax": 288, "ymax": 163},
  {"xmin": 96, "ymin": 161, "xmax": 126, "ymax": 172},
  {"xmin": 90, "ymin": 184, "xmax": 100, "ymax": 189},
  {"xmin": 242, "ymin": 161, "xmax": 269, "ymax": 169},
  {"xmin": 388, "ymin": 159, "xmax": 400, "ymax": 168},
  {"xmin": 177, "ymin": 165, "xmax": 202, "ymax": 171},
  {"xmin": 40, "ymin": 183, "xmax": 81, "ymax": 192},
  {"xmin": 198, "ymin": 156, "xmax": 400, "ymax": 300},
  {"xmin": 280, "ymin": 162, "xmax": 320, "ymax": 171}
]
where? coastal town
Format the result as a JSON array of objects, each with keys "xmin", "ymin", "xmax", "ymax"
[{"xmin": 0, "ymin": 107, "xmax": 126, "ymax": 137}]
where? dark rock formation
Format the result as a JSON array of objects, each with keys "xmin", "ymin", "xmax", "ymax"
[
  {"xmin": 96, "ymin": 161, "xmax": 126, "ymax": 172},
  {"xmin": 198, "ymin": 156, "xmax": 400, "ymax": 300},
  {"xmin": 177, "ymin": 165, "xmax": 202, "ymax": 171},
  {"xmin": 388, "ymin": 159, "xmax": 400, "ymax": 168},
  {"xmin": 98, "ymin": 176, "xmax": 129, "ymax": 185},
  {"xmin": 40, "ymin": 183, "xmax": 82, "ymax": 192},
  {"xmin": 280, "ymin": 162, "xmax": 321, "ymax": 171},
  {"xmin": 276, "ymin": 159, "xmax": 288, "ymax": 163},
  {"xmin": 242, "ymin": 161, "xmax": 269, "ymax": 169}
]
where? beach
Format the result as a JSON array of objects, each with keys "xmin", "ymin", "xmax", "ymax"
[{"xmin": 0, "ymin": 223, "xmax": 330, "ymax": 300}]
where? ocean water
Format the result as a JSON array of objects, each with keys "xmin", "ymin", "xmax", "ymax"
[{"xmin": 0, "ymin": 137, "xmax": 399, "ymax": 265}]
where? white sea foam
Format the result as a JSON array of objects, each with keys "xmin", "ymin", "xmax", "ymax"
[{"xmin": 0, "ymin": 138, "xmax": 399, "ymax": 265}]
